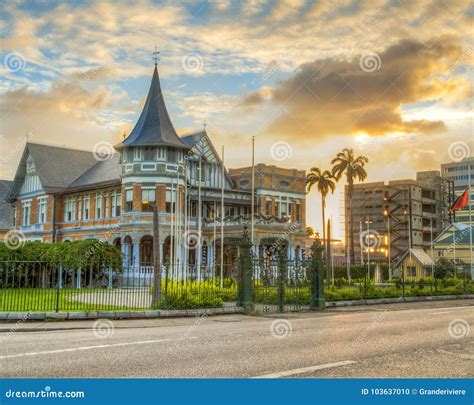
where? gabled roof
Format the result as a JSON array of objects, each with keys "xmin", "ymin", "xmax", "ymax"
[
  {"xmin": 181, "ymin": 130, "xmax": 206, "ymax": 148},
  {"xmin": 0, "ymin": 180, "xmax": 13, "ymax": 230},
  {"xmin": 117, "ymin": 65, "xmax": 189, "ymax": 150},
  {"xmin": 8, "ymin": 143, "xmax": 119, "ymax": 199},
  {"xmin": 180, "ymin": 129, "xmax": 234, "ymax": 188},
  {"xmin": 396, "ymin": 248, "xmax": 434, "ymax": 267},
  {"xmin": 68, "ymin": 154, "xmax": 121, "ymax": 190},
  {"xmin": 433, "ymin": 222, "xmax": 473, "ymax": 245}
]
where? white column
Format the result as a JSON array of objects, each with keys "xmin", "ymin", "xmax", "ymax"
[
  {"xmin": 58, "ymin": 265, "xmax": 63, "ymax": 289},
  {"xmin": 75, "ymin": 268, "xmax": 81, "ymax": 289},
  {"xmin": 41, "ymin": 267, "xmax": 46, "ymax": 288},
  {"xmin": 121, "ymin": 242, "xmax": 129, "ymax": 270},
  {"xmin": 107, "ymin": 267, "xmax": 112, "ymax": 288},
  {"xmin": 133, "ymin": 242, "xmax": 140, "ymax": 268}
]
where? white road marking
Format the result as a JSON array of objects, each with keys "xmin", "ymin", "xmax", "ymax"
[
  {"xmin": 252, "ymin": 360, "xmax": 357, "ymax": 378},
  {"xmin": 0, "ymin": 337, "xmax": 197, "ymax": 360},
  {"xmin": 429, "ymin": 308, "xmax": 474, "ymax": 315}
]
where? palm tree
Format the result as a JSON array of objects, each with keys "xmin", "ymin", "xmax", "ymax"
[
  {"xmin": 306, "ymin": 168, "xmax": 336, "ymax": 286},
  {"xmin": 331, "ymin": 148, "xmax": 369, "ymax": 269}
]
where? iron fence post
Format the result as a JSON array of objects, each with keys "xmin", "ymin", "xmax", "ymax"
[
  {"xmin": 237, "ymin": 227, "xmax": 254, "ymax": 313},
  {"xmin": 277, "ymin": 250, "xmax": 286, "ymax": 312},
  {"xmin": 309, "ymin": 240, "xmax": 325, "ymax": 310},
  {"xmin": 55, "ymin": 264, "xmax": 62, "ymax": 313}
]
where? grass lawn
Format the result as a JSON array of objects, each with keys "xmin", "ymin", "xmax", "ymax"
[
  {"xmin": 0, "ymin": 281, "xmax": 472, "ymax": 312},
  {"xmin": 0, "ymin": 288, "xmax": 148, "ymax": 312}
]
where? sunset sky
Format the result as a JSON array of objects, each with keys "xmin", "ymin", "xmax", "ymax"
[{"xmin": 1, "ymin": 0, "xmax": 472, "ymax": 237}]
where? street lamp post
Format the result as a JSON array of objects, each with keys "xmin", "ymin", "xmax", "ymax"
[
  {"xmin": 364, "ymin": 216, "xmax": 373, "ymax": 280},
  {"xmin": 384, "ymin": 209, "xmax": 391, "ymax": 281}
]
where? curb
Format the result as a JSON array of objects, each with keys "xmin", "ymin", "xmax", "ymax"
[
  {"xmin": 1, "ymin": 295, "xmax": 473, "ymax": 321},
  {"xmin": 0, "ymin": 306, "xmax": 244, "ymax": 321},
  {"xmin": 325, "ymin": 294, "xmax": 474, "ymax": 307}
]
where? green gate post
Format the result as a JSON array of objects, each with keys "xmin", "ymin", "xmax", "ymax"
[
  {"xmin": 55, "ymin": 263, "xmax": 62, "ymax": 313},
  {"xmin": 277, "ymin": 249, "xmax": 287, "ymax": 312},
  {"xmin": 310, "ymin": 239, "xmax": 325, "ymax": 310},
  {"xmin": 238, "ymin": 227, "xmax": 254, "ymax": 313}
]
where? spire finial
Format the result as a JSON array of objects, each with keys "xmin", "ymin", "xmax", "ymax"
[
  {"xmin": 203, "ymin": 120, "xmax": 207, "ymax": 131},
  {"xmin": 153, "ymin": 45, "xmax": 160, "ymax": 66}
]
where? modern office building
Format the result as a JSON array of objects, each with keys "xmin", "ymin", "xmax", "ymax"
[
  {"xmin": 344, "ymin": 171, "xmax": 454, "ymax": 265},
  {"xmin": 441, "ymin": 156, "xmax": 473, "ymax": 224}
]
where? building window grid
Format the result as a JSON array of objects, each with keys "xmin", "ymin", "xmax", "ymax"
[
  {"xmin": 104, "ymin": 194, "xmax": 110, "ymax": 218},
  {"xmin": 125, "ymin": 189, "xmax": 133, "ymax": 212},
  {"xmin": 142, "ymin": 189, "xmax": 155, "ymax": 212},
  {"xmin": 96, "ymin": 194, "xmax": 102, "ymax": 219},
  {"xmin": 65, "ymin": 198, "xmax": 74, "ymax": 222},
  {"xmin": 112, "ymin": 191, "xmax": 121, "ymax": 217},
  {"xmin": 37, "ymin": 197, "xmax": 47, "ymax": 223},
  {"xmin": 21, "ymin": 200, "xmax": 31, "ymax": 226},
  {"xmin": 83, "ymin": 195, "xmax": 90, "ymax": 220}
]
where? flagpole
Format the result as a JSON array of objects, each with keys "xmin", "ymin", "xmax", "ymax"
[
  {"xmin": 220, "ymin": 146, "xmax": 225, "ymax": 288},
  {"xmin": 251, "ymin": 136, "xmax": 255, "ymax": 247},
  {"xmin": 213, "ymin": 201, "xmax": 216, "ymax": 280},
  {"xmin": 172, "ymin": 180, "xmax": 176, "ymax": 279},
  {"xmin": 197, "ymin": 156, "xmax": 202, "ymax": 282},
  {"xmin": 469, "ymin": 161, "xmax": 473, "ymax": 279},
  {"xmin": 184, "ymin": 162, "xmax": 188, "ymax": 283},
  {"xmin": 430, "ymin": 216, "xmax": 434, "ymax": 280}
]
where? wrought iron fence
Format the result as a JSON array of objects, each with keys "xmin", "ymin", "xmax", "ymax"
[
  {"xmin": 252, "ymin": 258, "xmax": 312, "ymax": 312},
  {"xmin": 1, "ymin": 260, "xmax": 472, "ymax": 313},
  {"xmin": 0, "ymin": 261, "xmax": 238, "ymax": 312}
]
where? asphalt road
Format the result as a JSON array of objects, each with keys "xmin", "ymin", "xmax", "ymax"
[{"xmin": 0, "ymin": 300, "xmax": 473, "ymax": 378}]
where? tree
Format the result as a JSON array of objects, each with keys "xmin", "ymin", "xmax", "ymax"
[
  {"xmin": 306, "ymin": 226, "xmax": 316, "ymax": 238},
  {"xmin": 434, "ymin": 257, "xmax": 456, "ymax": 279},
  {"xmin": 331, "ymin": 148, "xmax": 368, "ymax": 267},
  {"xmin": 306, "ymin": 167, "xmax": 336, "ymax": 286}
]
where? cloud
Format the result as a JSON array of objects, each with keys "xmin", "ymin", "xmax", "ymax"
[{"xmin": 241, "ymin": 36, "xmax": 470, "ymax": 139}]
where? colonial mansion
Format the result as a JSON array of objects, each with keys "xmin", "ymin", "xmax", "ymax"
[{"xmin": 4, "ymin": 63, "xmax": 307, "ymax": 280}]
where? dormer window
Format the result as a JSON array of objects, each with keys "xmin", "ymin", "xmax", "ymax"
[
  {"xmin": 167, "ymin": 148, "xmax": 177, "ymax": 162},
  {"xmin": 157, "ymin": 147, "xmax": 166, "ymax": 160},
  {"xmin": 26, "ymin": 155, "xmax": 35, "ymax": 174},
  {"xmin": 134, "ymin": 147, "xmax": 142, "ymax": 161},
  {"xmin": 144, "ymin": 147, "xmax": 155, "ymax": 161},
  {"xmin": 125, "ymin": 149, "xmax": 133, "ymax": 162}
]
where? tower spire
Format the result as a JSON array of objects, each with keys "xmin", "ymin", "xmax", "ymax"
[{"xmin": 153, "ymin": 45, "xmax": 160, "ymax": 66}]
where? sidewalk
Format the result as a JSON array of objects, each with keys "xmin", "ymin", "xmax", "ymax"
[{"xmin": 1, "ymin": 294, "xmax": 472, "ymax": 321}]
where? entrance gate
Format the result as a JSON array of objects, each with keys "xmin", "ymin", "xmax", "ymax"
[
  {"xmin": 252, "ymin": 257, "xmax": 311, "ymax": 312},
  {"xmin": 237, "ymin": 231, "xmax": 326, "ymax": 313}
]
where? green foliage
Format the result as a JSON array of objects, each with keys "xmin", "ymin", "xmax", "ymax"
[
  {"xmin": 151, "ymin": 279, "xmax": 238, "ymax": 309},
  {"xmin": 434, "ymin": 257, "xmax": 456, "ymax": 279},
  {"xmin": 0, "ymin": 240, "xmax": 122, "ymax": 270}
]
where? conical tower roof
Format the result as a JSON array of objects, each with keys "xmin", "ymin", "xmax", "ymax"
[{"xmin": 118, "ymin": 65, "xmax": 188, "ymax": 149}]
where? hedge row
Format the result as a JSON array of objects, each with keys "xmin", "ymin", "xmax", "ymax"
[{"xmin": 0, "ymin": 240, "xmax": 122, "ymax": 270}]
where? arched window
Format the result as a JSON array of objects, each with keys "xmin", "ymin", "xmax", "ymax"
[{"xmin": 139, "ymin": 236, "xmax": 154, "ymax": 266}]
